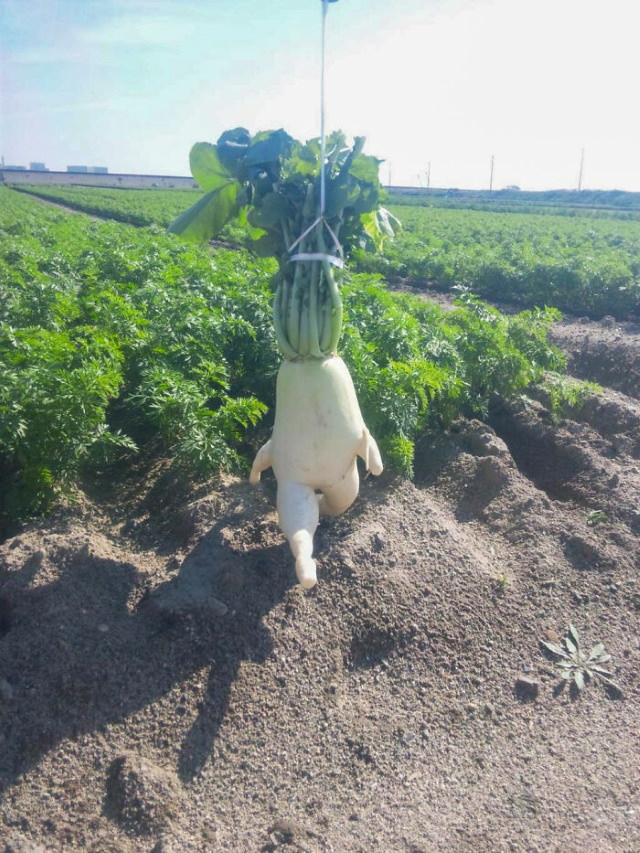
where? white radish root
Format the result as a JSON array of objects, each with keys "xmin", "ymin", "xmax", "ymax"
[{"xmin": 250, "ymin": 355, "xmax": 383, "ymax": 588}]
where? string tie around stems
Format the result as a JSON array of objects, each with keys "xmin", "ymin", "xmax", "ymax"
[{"xmin": 288, "ymin": 216, "xmax": 344, "ymax": 269}]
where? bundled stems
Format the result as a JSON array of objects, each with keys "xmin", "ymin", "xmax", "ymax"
[
  {"xmin": 317, "ymin": 227, "xmax": 343, "ymax": 355},
  {"xmin": 308, "ymin": 260, "xmax": 323, "ymax": 358},
  {"xmin": 272, "ymin": 281, "xmax": 298, "ymax": 361},
  {"xmin": 273, "ymin": 221, "xmax": 344, "ymax": 361}
]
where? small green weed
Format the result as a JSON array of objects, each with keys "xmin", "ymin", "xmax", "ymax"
[
  {"xmin": 541, "ymin": 624, "xmax": 621, "ymax": 695},
  {"xmin": 587, "ymin": 509, "xmax": 609, "ymax": 527},
  {"xmin": 491, "ymin": 574, "xmax": 510, "ymax": 594}
]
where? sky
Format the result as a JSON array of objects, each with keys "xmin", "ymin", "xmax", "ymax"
[{"xmin": 1, "ymin": 0, "xmax": 639, "ymax": 191}]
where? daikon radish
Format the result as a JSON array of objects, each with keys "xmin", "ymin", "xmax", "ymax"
[
  {"xmin": 250, "ymin": 356, "xmax": 382, "ymax": 587},
  {"xmin": 169, "ymin": 128, "xmax": 397, "ymax": 587}
]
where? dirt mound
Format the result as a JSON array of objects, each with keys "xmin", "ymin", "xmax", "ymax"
[
  {"xmin": 1, "ymin": 321, "xmax": 640, "ymax": 852},
  {"xmin": 549, "ymin": 315, "xmax": 640, "ymax": 399}
]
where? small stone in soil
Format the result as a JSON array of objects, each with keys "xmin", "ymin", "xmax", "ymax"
[{"xmin": 515, "ymin": 676, "xmax": 540, "ymax": 701}]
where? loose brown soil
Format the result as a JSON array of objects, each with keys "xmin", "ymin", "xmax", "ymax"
[{"xmin": 1, "ymin": 311, "xmax": 639, "ymax": 853}]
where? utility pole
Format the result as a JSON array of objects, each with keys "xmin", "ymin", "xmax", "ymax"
[
  {"xmin": 489, "ymin": 154, "xmax": 495, "ymax": 192},
  {"xmin": 577, "ymin": 147, "xmax": 585, "ymax": 191},
  {"xmin": 426, "ymin": 161, "xmax": 431, "ymax": 192}
]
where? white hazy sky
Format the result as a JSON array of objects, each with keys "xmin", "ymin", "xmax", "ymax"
[{"xmin": 2, "ymin": 0, "xmax": 639, "ymax": 191}]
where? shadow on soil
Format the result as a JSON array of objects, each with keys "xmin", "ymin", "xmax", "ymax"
[{"xmin": 0, "ymin": 509, "xmax": 293, "ymax": 791}]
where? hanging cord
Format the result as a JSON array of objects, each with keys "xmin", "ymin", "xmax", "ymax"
[
  {"xmin": 288, "ymin": 0, "xmax": 344, "ymax": 269},
  {"xmin": 319, "ymin": 0, "xmax": 328, "ymax": 217}
]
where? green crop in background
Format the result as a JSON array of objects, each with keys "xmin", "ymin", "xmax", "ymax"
[{"xmin": 0, "ymin": 186, "xmax": 577, "ymax": 523}]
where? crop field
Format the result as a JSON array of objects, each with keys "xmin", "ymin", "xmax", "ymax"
[
  {"xmin": 16, "ymin": 183, "xmax": 640, "ymax": 319},
  {"xmin": 0, "ymin": 185, "xmax": 570, "ymax": 523},
  {"xmin": 387, "ymin": 188, "xmax": 640, "ymax": 217},
  {"xmin": 1, "ymin": 182, "xmax": 639, "ymax": 852},
  {"xmin": 364, "ymin": 204, "xmax": 640, "ymax": 319},
  {"xmin": 12, "ymin": 184, "xmax": 201, "ymax": 228}
]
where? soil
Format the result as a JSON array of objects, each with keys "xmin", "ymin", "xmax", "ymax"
[{"xmin": 2, "ymin": 303, "xmax": 640, "ymax": 852}]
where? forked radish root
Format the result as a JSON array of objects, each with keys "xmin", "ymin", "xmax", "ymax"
[{"xmin": 250, "ymin": 355, "xmax": 383, "ymax": 588}]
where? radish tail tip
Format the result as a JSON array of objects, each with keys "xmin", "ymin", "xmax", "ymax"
[{"xmin": 296, "ymin": 556, "xmax": 317, "ymax": 589}]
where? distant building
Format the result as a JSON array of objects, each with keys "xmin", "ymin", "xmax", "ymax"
[
  {"xmin": 1, "ymin": 168, "xmax": 197, "ymax": 189},
  {"xmin": 30, "ymin": 162, "xmax": 48, "ymax": 171},
  {"xmin": 66, "ymin": 165, "xmax": 108, "ymax": 174}
]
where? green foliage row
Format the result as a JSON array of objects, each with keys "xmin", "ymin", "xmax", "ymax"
[
  {"xmin": 357, "ymin": 205, "xmax": 640, "ymax": 319},
  {"xmin": 1, "ymin": 187, "xmax": 567, "ymax": 523},
  {"xmin": 16, "ymin": 185, "xmax": 640, "ymax": 319},
  {"xmin": 0, "ymin": 188, "xmax": 278, "ymax": 521},
  {"xmin": 387, "ymin": 188, "xmax": 640, "ymax": 219},
  {"xmin": 13, "ymin": 185, "xmax": 202, "ymax": 228}
]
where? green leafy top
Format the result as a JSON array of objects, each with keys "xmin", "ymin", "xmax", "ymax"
[{"xmin": 168, "ymin": 128, "xmax": 399, "ymax": 266}]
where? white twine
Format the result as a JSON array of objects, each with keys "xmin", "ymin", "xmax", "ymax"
[
  {"xmin": 288, "ymin": 0, "xmax": 342, "ymax": 268},
  {"xmin": 288, "ymin": 214, "xmax": 344, "ymax": 267},
  {"xmin": 289, "ymin": 252, "xmax": 344, "ymax": 269}
]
